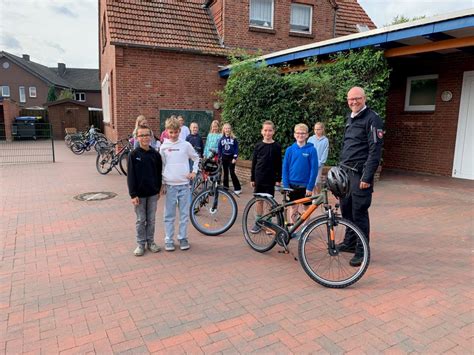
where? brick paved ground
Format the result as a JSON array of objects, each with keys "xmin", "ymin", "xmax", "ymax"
[{"xmin": 0, "ymin": 143, "xmax": 473, "ymax": 354}]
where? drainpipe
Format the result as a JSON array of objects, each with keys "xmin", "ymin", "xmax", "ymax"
[{"xmin": 333, "ymin": 4, "xmax": 339, "ymax": 38}]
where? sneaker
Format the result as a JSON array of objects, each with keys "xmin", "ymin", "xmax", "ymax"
[
  {"xmin": 234, "ymin": 190, "xmax": 241, "ymax": 195},
  {"xmin": 250, "ymin": 224, "xmax": 261, "ymax": 234},
  {"xmin": 337, "ymin": 242, "xmax": 356, "ymax": 253},
  {"xmin": 349, "ymin": 255, "xmax": 364, "ymax": 267},
  {"xmin": 134, "ymin": 245, "xmax": 145, "ymax": 256},
  {"xmin": 165, "ymin": 243, "xmax": 175, "ymax": 251},
  {"xmin": 147, "ymin": 242, "xmax": 161, "ymax": 253},
  {"xmin": 179, "ymin": 239, "xmax": 190, "ymax": 250}
]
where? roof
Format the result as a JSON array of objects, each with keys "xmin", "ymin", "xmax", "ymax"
[
  {"xmin": 0, "ymin": 51, "xmax": 100, "ymax": 91},
  {"xmin": 105, "ymin": 0, "xmax": 375, "ymax": 56},
  {"xmin": 219, "ymin": 9, "xmax": 474, "ymax": 77},
  {"xmin": 43, "ymin": 98, "xmax": 89, "ymax": 108},
  {"xmin": 50, "ymin": 68, "xmax": 100, "ymax": 91},
  {"xmin": 335, "ymin": 0, "xmax": 376, "ymax": 36},
  {"xmin": 106, "ymin": 0, "xmax": 227, "ymax": 56}
]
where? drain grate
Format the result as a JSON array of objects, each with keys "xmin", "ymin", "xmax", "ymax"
[{"xmin": 74, "ymin": 192, "xmax": 117, "ymax": 201}]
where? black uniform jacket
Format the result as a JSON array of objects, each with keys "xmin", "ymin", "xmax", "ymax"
[{"xmin": 340, "ymin": 107, "xmax": 384, "ymax": 184}]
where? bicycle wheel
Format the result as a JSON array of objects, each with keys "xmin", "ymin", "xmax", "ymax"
[
  {"xmin": 71, "ymin": 142, "xmax": 85, "ymax": 155},
  {"xmin": 190, "ymin": 187, "xmax": 238, "ymax": 236},
  {"xmin": 94, "ymin": 137, "xmax": 109, "ymax": 152},
  {"xmin": 298, "ymin": 216, "xmax": 370, "ymax": 288},
  {"xmin": 96, "ymin": 152, "xmax": 113, "ymax": 175},
  {"xmin": 242, "ymin": 196, "xmax": 281, "ymax": 252},
  {"xmin": 119, "ymin": 151, "xmax": 129, "ymax": 176}
]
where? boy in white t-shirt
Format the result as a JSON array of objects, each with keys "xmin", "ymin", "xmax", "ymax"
[{"xmin": 160, "ymin": 117, "xmax": 199, "ymax": 251}]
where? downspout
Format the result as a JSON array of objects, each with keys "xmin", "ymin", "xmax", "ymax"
[{"xmin": 333, "ymin": 3, "xmax": 339, "ymax": 38}]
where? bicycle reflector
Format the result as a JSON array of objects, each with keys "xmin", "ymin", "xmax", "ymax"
[{"xmin": 327, "ymin": 166, "xmax": 351, "ymax": 198}]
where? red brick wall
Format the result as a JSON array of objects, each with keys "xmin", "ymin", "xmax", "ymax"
[
  {"xmin": 223, "ymin": 0, "xmax": 336, "ymax": 53},
  {"xmin": 109, "ymin": 47, "xmax": 227, "ymax": 141},
  {"xmin": 384, "ymin": 53, "xmax": 474, "ymax": 176}
]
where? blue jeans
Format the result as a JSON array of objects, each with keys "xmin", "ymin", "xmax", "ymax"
[
  {"xmin": 164, "ymin": 184, "xmax": 191, "ymax": 243},
  {"xmin": 134, "ymin": 194, "xmax": 159, "ymax": 246}
]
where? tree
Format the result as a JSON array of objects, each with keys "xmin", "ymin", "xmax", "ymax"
[
  {"xmin": 388, "ymin": 15, "xmax": 426, "ymax": 26},
  {"xmin": 46, "ymin": 86, "xmax": 57, "ymax": 102},
  {"xmin": 57, "ymin": 89, "xmax": 74, "ymax": 100}
]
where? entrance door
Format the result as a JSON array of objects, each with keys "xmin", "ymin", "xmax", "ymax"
[{"xmin": 453, "ymin": 71, "xmax": 474, "ymax": 180}]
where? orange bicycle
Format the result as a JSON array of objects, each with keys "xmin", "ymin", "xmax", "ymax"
[{"xmin": 242, "ymin": 171, "xmax": 370, "ymax": 288}]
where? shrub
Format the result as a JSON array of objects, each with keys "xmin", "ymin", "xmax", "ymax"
[{"xmin": 219, "ymin": 48, "xmax": 390, "ymax": 164}]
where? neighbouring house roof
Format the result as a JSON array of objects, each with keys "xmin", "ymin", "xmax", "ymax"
[
  {"xmin": 106, "ymin": 0, "xmax": 227, "ymax": 55},
  {"xmin": 335, "ymin": 0, "xmax": 376, "ymax": 36},
  {"xmin": 0, "ymin": 51, "xmax": 100, "ymax": 91},
  {"xmin": 219, "ymin": 9, "xmax": 474, "ymax": 77},
  {"xmin": 105, "ymin": 0, "xmax": 375, "ymax": 56},
  {"xmin": 50, "ymin": 68, "xmax": 100, "ymax": 91},
  {"xmin": 43, "ymin": 98, "xmax": 90, "ymax": 107}
]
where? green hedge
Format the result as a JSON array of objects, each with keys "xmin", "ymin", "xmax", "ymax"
[{"xmin": 219, "ymin": 48, "xmax": 390, "ymax": 164}]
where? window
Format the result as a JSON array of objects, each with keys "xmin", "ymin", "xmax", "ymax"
[
  {"xmin": 249, "ymin": 0, "xmax": 274, "ymax": 29},
  {"xmin": 19, "ymin": 86, "xmax": 26, "ymax": 103},
  {"xmin": 405, "ymin": 74, "xmax": 438, "ymax": 111},
  {"xmin": 74, "ymin": 92, "xmax": 86, "ymax": 101},
  {"xmin": 1, "ymin": 86, "xmax": 10, "ymax": 97},
  {"xmin": 290, "ymin": 4, "xmax": 312, "ymax": 34},
  {"xmin": 101, "ymin": 74, "xmax": 111, "ymax": 123},
  {"xmin": 29, "ymin": 86, "xmax": 37, "ymax": 98}
]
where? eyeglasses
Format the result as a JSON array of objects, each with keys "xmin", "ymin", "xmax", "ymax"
[
  {"xmin": 347, "ymin": 97, "xmax": 363, "ymax": 102},
  {"xmin": 137, "ymin": 134, "xmax": 151, "ymax": 138}
]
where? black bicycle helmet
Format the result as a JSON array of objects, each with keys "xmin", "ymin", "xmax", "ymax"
[
  {"xmin": 202, "ymin": 157, "xmax": 219, "ymax": 175},
  {"xmin": 327, "ymin": 166, "xmax": 351, "ymax": 198}
]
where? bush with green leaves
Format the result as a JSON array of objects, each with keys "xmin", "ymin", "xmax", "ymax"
[{"xmin": 219, "ymin": 48, "xmax": 390, "ymax": 164}]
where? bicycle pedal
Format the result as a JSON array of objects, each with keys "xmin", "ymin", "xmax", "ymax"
[{"xmin": 278, "ymin": 249, "xmax": 289, "ymax": 254}]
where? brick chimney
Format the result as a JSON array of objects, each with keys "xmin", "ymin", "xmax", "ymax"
[
  {"xmin": 58, "ymin": 63, "xmax": 66, "ymax": 76},
  {"xmin": 22, "ymin": 54, "xmax": 30, "ymax": 61}
]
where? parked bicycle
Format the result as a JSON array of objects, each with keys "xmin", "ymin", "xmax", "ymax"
[
  {"xmin": 70, "ymin": 127, "xmax": 108, "ymax": 155},
  {"xmin": 241, "ymin": 167, "xmax": 369, "ymax": 288},
  {"xmin": 95, "ymin": 137, "xmax": 132, "ymax": 176},
  {"xmin": 189, "ymin": 152, "xmax": 238, "ymax": 236}
]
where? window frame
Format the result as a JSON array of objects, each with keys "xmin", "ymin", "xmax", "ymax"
[
  {"xmin": 74, "ymin": 92, "xmax": 86, "ymax": 102},
  {"xmin": 290, "ymin": 3, "xmax": 313, "ymax": 34},
  {"xmin": 249, "ymin": 0, "xmax": 275, "ymax": 30},
  {"xmin": 19, "ymin": 86, "xmax": 26, "ymax": 103},
  {"xmin": 404, "ymin": 74, "xmax": 439, "ymax": 112},
  {"xmin": 29, "ymin": 86, "xmax": 37, "ymax": 98},
  {"xmin": 1, "ymin": 86, "xmax": 10, "ymax": 97}
]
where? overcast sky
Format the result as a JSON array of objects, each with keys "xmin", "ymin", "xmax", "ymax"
[{"xmin": 1, "ymin": 0, "xmax": 473, "ymax": 69}]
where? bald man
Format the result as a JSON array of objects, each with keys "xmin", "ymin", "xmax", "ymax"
[{"xmin": 338, "ymin": 86, "xmax": 384, "ymax": 267}]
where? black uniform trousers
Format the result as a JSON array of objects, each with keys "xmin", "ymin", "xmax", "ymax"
[
  {"xmin": 340, "ymin": 171, "xmax": 372, "ymax": 255},
  {"xmin": 221, "ymin": 155, "xmax": 241, "ymax": 191}
]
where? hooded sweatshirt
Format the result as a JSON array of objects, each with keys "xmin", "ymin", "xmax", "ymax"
[{"xmin": 160, "ymin": 139, "xmax": 199, "ymax": 185}]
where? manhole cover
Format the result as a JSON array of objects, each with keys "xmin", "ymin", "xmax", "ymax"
[{"xmin": 74, "ymin": 192, "xmax": 117, "ymax": 201}]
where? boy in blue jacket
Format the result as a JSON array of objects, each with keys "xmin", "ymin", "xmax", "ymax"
[{"xmin": 282, "ymin": 123, "xmax": 319, "ymax": 224}]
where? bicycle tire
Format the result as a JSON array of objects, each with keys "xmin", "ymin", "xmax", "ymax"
[
  {"xmin": 119, "ymin": 151, "xmax": 129, "ymax": 176},
  {"xmin": 94, "ymin": 137, "xmax": 109, "ymax": 153},
  {"xmin": 298, "ymin": 216, "xmax": 370, "ymax": 288},
  {"xmin": 190, "ymin": 187, "xmax": 238, "ymax": 236},
  {"xmin": 242, "ymin": 196, "xmax": 281, "ymax": 252},
  {"xmin": 71, "ymin": 142, "xmax": 85, "ymax": 155},
  {"xmin": 96, "ymin": 152, "xmax": 113, "ymax": 175}
]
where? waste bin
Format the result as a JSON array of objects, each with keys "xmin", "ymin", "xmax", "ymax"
[{"xmin": 12, "ymin": 116, "xmax": 37, "ymax": 140}]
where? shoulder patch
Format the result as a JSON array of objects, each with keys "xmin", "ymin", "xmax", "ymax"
[{"xmin": 377, "ymin": 129, "xmax": 384, "ymax": 139}]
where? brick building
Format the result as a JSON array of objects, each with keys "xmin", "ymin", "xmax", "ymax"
[
  {"xmin": 220, "ymin": 10, "xmax": 474, "ymax": 179},
  {"xmin": 99, "ymin": 0, "xmax": 374, "ymax": 141}
]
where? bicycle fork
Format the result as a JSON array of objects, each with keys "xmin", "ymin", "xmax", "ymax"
[{"xmin": 326, "ymin": 208, "xmax": 338, "ymax": 256}]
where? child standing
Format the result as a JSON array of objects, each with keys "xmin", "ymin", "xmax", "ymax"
[
  {"xmin": 203, "ymin": 120, "xmax": 220, "ymax": 158},
  {"xmin": 160, "ymin": 117, "xmax": 199, "ymax": 251},
  {"xmin": 186, "ymin": 122, "xmax": 204, "ymax": 158},
  {"xmin": 132, "ymin": 115, "xmax": 159, "ymax": 150},
  {"xmin": 282, "ymin": 123, "xmax": 319, "ymax": 225},
  {"xmin": 218, "ymin": 123, "xmax": 241, "ymax": 195},
  {"xmin": 127, "ymin": 125, "xmax": 163, "ymax": 256},
  {"xmin": 250, "ymin": 121, "xmax": 282, "ymax": 233},
  {"xmin": 178, "ymin": 115, "xmax": 190, "ymax": 142},
  {"xmin": 308, "ymin": 122, "xmax": 329, "ymax": 193}
]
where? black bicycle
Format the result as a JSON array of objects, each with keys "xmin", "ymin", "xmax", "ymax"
[
  {"xmin": 189, "ymin": 154, "xmax": 238, "ymax": 236},
  {"xmin": 95, "ymin": 138, "xmax": 131, "ymax": 176},
  {"xmin": 242, "ymin": 184, "xmax": 369, "ymax": 288}
]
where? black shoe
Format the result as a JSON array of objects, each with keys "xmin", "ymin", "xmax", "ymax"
[
  {"xmin": 349, "ymin": 255, "xmax": 364, "ymax": 267},
  {"xmin": 337, "ymin": 242, "xmax": 355, "ymax": 253}
]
